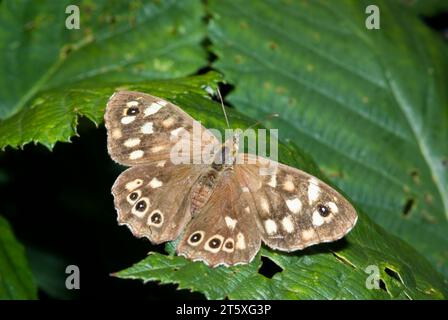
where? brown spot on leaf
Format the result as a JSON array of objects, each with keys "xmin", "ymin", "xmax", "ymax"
[{"xmin": 410, "ymin": 169, "xmax": 420, "ymax": 184}]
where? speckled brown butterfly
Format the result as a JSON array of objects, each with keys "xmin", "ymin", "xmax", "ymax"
[{"xmin": 105, "ymin": 91, "xmax": 357, "ymax": 267}]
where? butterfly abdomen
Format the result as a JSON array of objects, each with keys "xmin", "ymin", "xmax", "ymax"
[{"xmin": 190, "ymin": 169, "xmax": 220, "ymax": 215}]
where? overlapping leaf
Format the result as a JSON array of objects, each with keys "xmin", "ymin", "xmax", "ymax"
[
  {"xmin": 0, "ymin": 215, "xmax": 37, "ymax": 299},
  {"xmin": 208, "ymin": 0, "xmax": 448, "ymax": 278}
]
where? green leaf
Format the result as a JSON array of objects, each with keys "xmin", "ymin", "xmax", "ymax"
[
  {"xmin": 0, "ymin": 71, "xmax": 221, "ymax": 150},
  {"xmin": 27, "ymin": 247, "xmax": 78, "ymax": 300},
  {"xmin": 207, "ymin": 0, "xmax": 448, "ymax": 278},
  {"xmin": 0, "ymin": 215, "xmax": 37, "ymax": 299},
  {"xmin": 0, "ymin": 0, "xmax": 206, "ymax": 148},
  {"xmin": 114, "ymin": 92, "xmax": 447, "ymax": 300},
  {"xmin": 394, "ymin": 0, "xmax": 448, "ymax": 16}
]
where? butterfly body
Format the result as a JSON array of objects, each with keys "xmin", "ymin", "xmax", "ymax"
[
  {"xmin": 105, "ymin": 91, "xmax": 357, "ymax": 267},
  {"xmin": 190, "ymin": 169, "xmax": 221, "ymax": 215}
]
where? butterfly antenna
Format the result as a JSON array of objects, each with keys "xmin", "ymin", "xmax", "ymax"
[
  {"xmin": 246, "ymin": 112, "xmax": 279, "ymax": 130},
  {"xmin": 216, "ymin": 87, "xmax": 231, "ymax": 129}
]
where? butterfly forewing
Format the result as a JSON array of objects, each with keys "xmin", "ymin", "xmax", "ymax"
[{"xmin": 105, "ymin": 91, "xmax": 219, "ymax": 166}]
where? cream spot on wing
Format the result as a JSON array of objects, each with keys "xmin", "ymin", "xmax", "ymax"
[
  {"xmin": 241, "ymin": 187, "xmax": 249, "ymax": 192},
  {"xmin": 111, "ymin": 128, "xmax": 122, "ymax": 139},
  {"xmin": 286, "ymin": 198, "xmax": 302, "ymax": 214},
  {"xmin": 162, "ymin": 117, "xmax": 175, "ymax": 128},
  {"xmin": 149, "ymin": 177, "xmax": 163, "ymax": 189},
  {"xmin": 236, "ymin": 232, "xmax": 246, "ymax": 250},
  {"xmin": 312, "ymin": 210, "xmax": 325, "ymax": 226},
  {"xmin": 151, "ymin": 145, "xmax": 165, "ymax": 153},
  {"xmin": 170, "ymin": 127, "xmax": 187, "ymax": 138},
  {"xmin": 144, "ymin": 103, "xmax": 163, "ymax": 117},
  {"xmin": 328, "ymin": 201, "xmax": 339, "ymax": 214},
  {"xmin": 125, "ymin": 179, "xmax": 143, "ymax": 191},
  {"xmin": 267, "ymin": 175, "xmax": 277, "ymax": 188},
  {"xmin": 302, "ymin": 229, "xmax": 316, "ymax": 241},
  {"xmin": 121, "ymin": 116, "xmax": 136, "ymax": 124},
  {"xmin": 283, "ymin": 179, "xmax": 295, "ymax": 192},
  {"xmin": 156, "ymin": 160, "xmax": 166, "ymax": 167},
  {"xmin": 308, "ymin": 178, "xmax": 321, "ymax": 204},
  {"xmin": 244, "ymin": 206, "xmax": 250, "ymax": 213},
  {"xmin": 281, "ymin": 215, "xmax": 295, "ymax": 233},
  {"xmin": 126, "ymin": 101, "xmax": 139, "ymax": 107},
  {"xmin": 260, "ymin": 197, "xmax": 270, "ymax": 213},
  {"xmin": 225, "ymin": 216, "xmax": 237, "ymax": 230},
  {"xmin": 141, "ymin": 122, "xmax": 154, "ymax": 134},
  {"xmin": 157, "ymin": 100, "xmax": 168, "ymax": 106},
  {"xmin": 264, "ymin": 219, "xmax": 277, "ymax": 235},
  {"xmin": 124, "ymin": 138, "xmax": 141, "ymax": 148},
  {"xmin": 129, "ymin": 150, "xmax": 144, "ymax": 160}
]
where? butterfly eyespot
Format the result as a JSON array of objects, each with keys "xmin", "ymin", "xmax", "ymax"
[
  {"xmin": 188, "ymin": 231, "xmax": 205, "ymax": 246},
  {"xmin": 151, "ymin": 212, "xmax": 162, "ymax": 224},
  {"xmin": 190, "ymin": 233, "xmax": 202, "ymax": 243},
  {"xmin": 317, "ymin": 204, "xmax": 331, "ymax": 217},
  {"xmin": 222, "ymin": 239, "xmax": 235, "ymax": 253},
  {"xmin": 147, "ymin": 210, "xmax": 163, "ymax": 227},
  {"xmin": 135, "ymin": 200, "xmax": 147, "ymax": 212},
  {"xmin": 127, "ymin": 190, "xmax": 142, "ymax": 204},
  {"xmin": 131, "ymin": 197, "xmax": 149, "ymax": 217},
  {"xmin": 208, "ymin": 238, "xmax": 222, "ymax": 249},
  {"xmin": 126, "ymin": 107, "xmax": 139, "ymax": 116}
]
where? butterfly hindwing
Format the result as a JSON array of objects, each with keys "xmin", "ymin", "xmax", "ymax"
[
  {"xmin": 176, "ymin": 172, "xmax": 261, "ymax": 267},
  {"xmin": 236, "ymin": 154, "xmax": 357, "ymax": 251},
  {"xmin": 112, "ymin": 162, "xmax": 206, "ymax": 243}
]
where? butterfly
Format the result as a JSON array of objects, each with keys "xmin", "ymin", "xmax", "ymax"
[{"xmin": 104, "ymin": 91, "xmax": 358, "ymax": 267}]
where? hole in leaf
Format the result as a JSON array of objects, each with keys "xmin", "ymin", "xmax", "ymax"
[
  {"xmin": 384, "ymin": 267, "xmax": 404, "ymax": 285},
  {"xmin": 258, "ymin": 256, "xmax": 283, "ymax": 279},
  {"xmin": 216, "ymin": 82, "xmax": 235, "ymax": 99},
  {"xmin": 402, "ymin": 198, "xmax": 415, "ymax": 217},
  {"xmin": 379, "ymin": 279, "xmax": 388, "ymax": 292}
]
